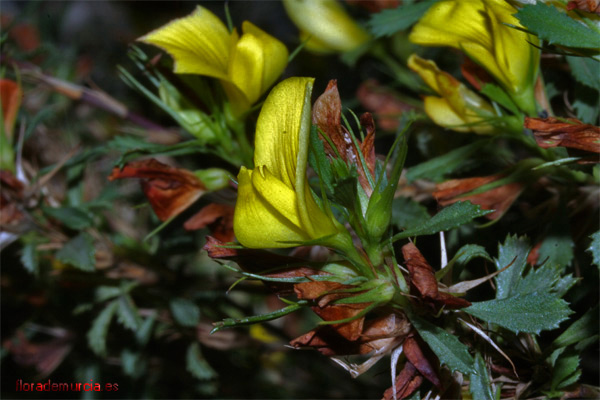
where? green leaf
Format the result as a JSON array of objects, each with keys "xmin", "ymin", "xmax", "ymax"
[
  {"xmin": 566, "ymin": 56, "xmax": 600, "ymax": 91},
  {"xmin": 480, "ymin": 84, "xmax": 520, "ymax": 115},
  {"xmin": 464, "ymin": 292, "xmax": 573, "ymax": 334},
  {"xmin": 308, "ymin": 125, "xmax": 335, "ymax": 195},
  {"xmin": 367, "ymin": 0, "xmax": 437, "ymax": 37},
  {"xmin": 87, "ymin": 300, "xmax": 118, "ymax": 356},
  {"xmin": 117, "ymin": 295, "xmax": 142, "ymax": 331},
  {"xmin": 470, "ymin": 353, "xmax": 494, "ymax": 400},
  {"xmin": 573, "ymin": 83, "xmax": 600, "ymax": 124},
  {"xmin": 55, "ymin": 233, "xmax": 96, "ymax": 272},
  {"xmin": 212, "ymin": 302, "xmax": 305, "ymax": 333},
  {"xmin": 588, "ymin": 230, "xmax": 600, "ymax": 268},
  {"xmin": 515, "ymin": 3, "xmax": 600, "ymax": 49},
  {"xmin": 391, "ymin": 196, "xmax": 430, "ymax": 230},
  {"xmin": 136, "ymin": 313, "xmax": 157, "ymax": 347},
  {"xmin": 406, "ymin": 140, "xmax": 487, "ymax": 183},
  {"xmin": 514, "ymin": 262, "xmax": 574, "ymax": 298},
  {"xmin": 536, "ymin": 207, "xmax": 574, "ymax": 269},
  {"xmin": 20, "ymin": 243, "xmax": 39, "ymax": 276},
  {"xmin": 170, "ymin": 298, "xmax": 200, "ymax": 327},
  {"xmin": 43, "ymin": 206, "xmax": 94, "ymax": 230},
  {"xmin": 186, "ymin": 342, "xmax": 217, "ymax": 381},
  {"xmin": 551, "ymin": 349, "xmax": 580, "ymax": 390},
  {"xmin": 442, "ymin": 244, "xmax": 492, "ymax": 281},
  {"xmin": 392, "ymin": 201, "xmax": 492, "ymax": 242},
  {"xmin": 494, "ymin": 235, "xmax": 530, "ymax": 300},
  {"xmin": 553, "ymin": 306, "xmax": 599, "ymax": 349},
  {"xmin": 121, "ymin": 348, "xmax": 146, "ymax": 379},
  {"xmin": 409, "ymin": 315, "xmax": 475, "ymax": 374}
]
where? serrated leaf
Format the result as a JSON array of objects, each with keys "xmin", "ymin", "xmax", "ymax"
[
  {"xmin": 566, "ymin": 56, "xmax": 600, "ymax": 91},
  {"xmin": 392, "ymin": 201, "xmax": 492, "ymax": 242},
  {"xmin": 465, "ymin": 292, "xmax": 573, "ymax": 334},
  {"xmin": 186, "ymin": 342, "xmax": 217, "ymax": 380},
  {"xmin": 391, "ymin": 196, "xmax": 430, "ymax": 230},
  {"xmin": 136, "ymin": 313, "xmax": 157, "ymax": 347},
  {"xmin": 42, "ymin": 206, "xmax": 94, "ymax": 230},
  {"xmin": 514, "ymin": 263, "xmax": 571, "ymax": 297},
  {"xmin": 409, "ymin": 315, "xmax": 475, "ymax": 374},
  {"xmin": 494, "ymin": 235, "xmax": 530, "ymax": 300},
  {"xmin": 453, "ymin": 244, "xmax": 492, "ymax": 266},
  {"xmin": 121, "ymin": 348, "xmax": 146, "ymax": 379},
  {"xmin": 551, "ymin": 349, "xmax": 580, "ymax": 390},
  {"xmin": 20, "ymin": 243, "xmax": 39, "ymax": 276},
  {"xmin": 117, "ymin": 295, "xmax": 142, "ymax": 331},
  {"xmin": 55, "ymin": 233, "xmax": 96, "ymax": 272},
  {"xmin": 87, "ymin": 300, "xmax": 118, "ymax": 356},
  {"xmin": 406, "ymin": 141, "xmax": 487, "ymax": 183},
  {"xmin": 573, "ymin": 83, "xmax": 600, "ymax": 124},
  {"xmin": 170, "ymin": 298, "xmax": 200, "ymax": 327},
  {"xmin": 367, "ymin": 0, "xmax": 436, "ymax": 37},
  {"xmin": 588, "ymin": 231, "xmax": 600, "ymax": 268},
  {"xmin": 480, "ymin": 84, "xmax": 520, "ymax": 115},
  {"xmin": 470, "ymin": 353, "xmax": 494, "ymax": 400},
  {"xmin": 553, "ymin": 306, "xmax": 599, "ymax": 349},
  {"xmin": 515, "ymin": 3, "xmax": 600, "ymax": 49},
  {"xmin": 536, "ymin": 208, "xmax": 574, "ymax": 269},
  {"xmin": 95, "ymin": 286, "xmax": 122, "ymax": 303}
]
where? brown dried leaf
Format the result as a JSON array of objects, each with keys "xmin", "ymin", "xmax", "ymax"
[
  {"xmin": 184, "ymin": 203, "xmax": 234, "ymax": 242},
  {"xmin": 357, "ymin": 79, "xmax": 414, "ymax": 131},
  {"xmin": 460, "ymin": 57, "xmax": 493, "ymax": 91},
  {"xmin": 0, "ymin": 79, "xmax": 22, "ymax": 140},
  {"xmin": 525, "ymin": 117, "xmax": 600, "ymax": 154},
  {"xmin": 433, "ymin": 174, "xmax": 524, "ymax": 220},
  {"xmin": 0, "ymin": 170, "xmax": 26, "ymax": 228},
  {"xmin": 108, "ymin": 158, "xmax": 206, "ymax": 221},
  {"xmin": 382, "ymin": 361, "xmax": 423, "ymax": 400},
  {"xmin": 346, "ymin": 0, "xmax": 400, "ymax": 12},
  {"xmin": 566, "ymin": 0, "xmax": 600, "ymax": 14},
  {"xmin": 403, "ymin": 335, "xmax": 441, "ymax": 388},
  {"xmin": 403, "ymin": 243, "xmax": 471, "ymax": 310}
]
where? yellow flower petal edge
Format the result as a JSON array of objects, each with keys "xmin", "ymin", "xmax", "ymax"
[
  {"xmin": 139, "ymin": 6, "xmax": 288, "ymax": 115},
  {"xmin": 408, "ymin": 54, "xmax": 497, "ymax": 134},
  {"xmin": 234, "ymin": 77, "xmax": 344, "ymax": 248},
  {"xmin": 409, "ymin": 0, "xmax": 539, "ymax": 115},
  {"xmin": 283, "ymin": 0, "xmax": 370, "ymax": 53},
  {"xmin": 138, "ymin": 6, "xmax": 230, "ymax": 79}
]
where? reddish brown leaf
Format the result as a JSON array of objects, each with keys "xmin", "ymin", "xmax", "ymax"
[
  {"xmin": 382, "ymin": 361, "xmax": 424, "ymax": 400},
  {"xmin": 184, "ymin": 203, "xmax": 234, "ymax": 242},
  {"xmin": 3, "ymin": 330, "xmax": 72, "ymax": 378},
  {"xmin": 402, "ymin": 243, "xmax": 471, "ymax": 311},
  {"xmin": 362, "ymin": 312, "xmax": 412, "ymax": 340},
  {"xmin": 346, "ymin": 0, "xmax": 400, "ymax": 12},
  {"xmin": 357, "ymin": 79, "xmax": 414, "ymax": 131},
  {"xmin": 313, "ymin": 80, "xmax": 376, "ymax": 196},
  {"xmin": 0, "ymin": 79, "xmax": 22, "ymax": 140},
  {"xmin": 460, "ymin": 57, "xmax": 493, "ymax": 91},
  {"xmin": 108, "ymin": 158, "xmax": 206, "ymax": 221},
  {"xmin": 566, "ymin": 0, "xmax": 600, "ymax": 13},
  {"xmin": 403, "ymin": 336, "xmax": 441, "ymax": 388},
  {"xmin": 433, "ymin": 174, "xmax": 524, "ymax": 220},
  {"xmin": 525, "ymin": 117, "xmax": 600, "ymax": 154},
  {"xmin": 0, "ymin": 170, "xmax": 26, "ymax": 227}
]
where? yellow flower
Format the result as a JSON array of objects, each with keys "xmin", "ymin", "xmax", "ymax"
[
  {"xmin": 283, "ymin": 0, "xmax": 370, "ymax": 53},
  {"xmin": 139, "ymin": 6, "xmax": 288, "ymax": 115},
  {"xmin": 409, "ymin": 0, "xmax": 540, "ymax": 115},
  {"xmin": 233, "ymin": 77, "xmax": 345, "ymax": 248},
  {"xmin": 408, "ymin": 54, "xmax": 497, "ymax": 134}
]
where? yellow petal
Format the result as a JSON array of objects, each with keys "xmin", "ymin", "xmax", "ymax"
[
  {"xmin": 408, "ymin": 54, "xmax": 496, "ymax": 134},
  {"xmin": 283, "ymin": 0, "xmax": 370, "ymax": 53},
  {"xmin": 409, "ymin": 0, "xmax": 539, "ymax": 112},
  {"xmin": 234, "ymin": 166, "xmax": 309, "ymax": 248},
  {"xmin": 139, "ymin": 6, "xmax": 230, "ymax": 79},
  {"xmin": 234, "ymin": 77, "xmax": 343, "ymax": 248}
]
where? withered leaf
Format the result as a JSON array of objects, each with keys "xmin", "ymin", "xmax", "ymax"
[
  {"xmin": 566, "ymin": 0, "xmax": 600, "ymax": 14},
  {"xmin": 382, "ymin": 361, "xmax": 423, "ymax": 400},
  {"xmin": 0, "ymin": 79, "xmax": 22, "ymax": 139},
  {"xmin": 433, "ymin": 175, "xmax": 524, "ymax": 220},
  {"xmin": 525, "ymin": 117, "xmax": 600, "ymax": 154},
  {"xmin": 108, "ymin": 158, "xmax": 206, "ymax": 221},
  {"xmin": 403, "ymin": 335, "xmax": 441, "ymax": 388},
  {"xmin": 402, "ymin": 243, "xmax": 471, "ymax": 311},
  {"xmin": 184, "ymin": 203, "xmax": 235, "ymax": 242},
  {"xmin": 357, "ymin": 79, "xmax": 414, "ymax": 132}
]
